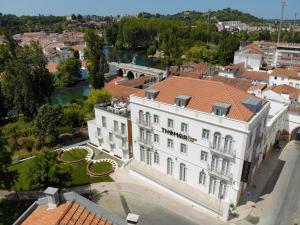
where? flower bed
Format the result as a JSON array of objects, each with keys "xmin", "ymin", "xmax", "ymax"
[
  {"xmin": 58, "ymin": 146, "xmax": 92, "ymax": 163},
  {"xmin": 87, "ymin": 161, "xmax": 115, "ymax": 177}
]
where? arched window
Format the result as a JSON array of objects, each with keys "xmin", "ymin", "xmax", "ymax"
[
  {"xmin": 179, "ymin": 163, "xmax": 187, "ymax": 181},
  {"xmin": 224, "ymin": 135, "xmax": 233, "ymax": 152},
  {"xmin": 199, "ymin": 170, "xmax": 206, "ymax": 185},
  {"xmin": 139, "ymin": 110, "xmax": 143, "ymax": 123},
  {"xmin": 213, "ymin": 132, "xmax": 221, "ymax": 149},
  {"xmin": 154, "ymin": 152, "xmax": 159, "ymax": 164},
  {"xmin": 167, "ymin": 158, "xmax": 173, "ymax": 175}
]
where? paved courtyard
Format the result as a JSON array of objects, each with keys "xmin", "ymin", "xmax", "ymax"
[{"xmin": 90, "ymin": 168, "xmax": 223, "ymax": 225}]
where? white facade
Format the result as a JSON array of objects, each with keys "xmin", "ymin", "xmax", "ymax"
[
  {"xmin": 269, "ymin": 75, "xmax": 300, "ymax": 89},
  {"xmin": 129, "ymin": 94, "xmax": 270, "ymax": 219},
  {"xmin": 87, "ymin": 104, "xmax": 131, "ymax": 162},
  {"xmin": 234, "ymin": 51, "xmax": 262, "ymax": 71}
]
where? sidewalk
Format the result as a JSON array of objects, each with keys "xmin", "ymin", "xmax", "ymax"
[{"xmin": 228, "ymin": 141, "xmax": 288, "ymax": 224}]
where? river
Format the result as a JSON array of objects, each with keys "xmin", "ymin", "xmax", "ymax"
[{"xmin": 50, "ymin": 47, "xmax": 164, "ymax": 105}]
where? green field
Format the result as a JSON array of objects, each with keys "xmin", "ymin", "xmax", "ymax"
[
  {"xmin": 9, "ymin": 159, "xmax": 113, "ymax": 191},
  {"xmin": 90, "ymin": 162, "xmax": 113, "ymax": 174},
  {"xmin": 0, "ymin": 199, "xmax": 34, "ymax": 225},
  {"xmin": 61, "ymin": 148, "xmax": 88, "ymax": 161}
]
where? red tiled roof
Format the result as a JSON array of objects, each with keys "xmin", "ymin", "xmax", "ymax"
[
  {"xmin": 271, "ymin": 68, "xmax": 300, "ymax": 79},
  {"xmin": 240, "ymin": 71, "xmax": 269, "ymax": 81},
  {"xmin": 21, "ymin": 202, "xmax": 113, "ymax": 225},
  {"xmin": 207, "ymin": 76, "xmax": 252, "ymax": 91},
  {"xmin": 247, "ymin": 84, "xmax": 267, "ymax": 92},
  {"xmin": 133, "ymin": 76, "xmax": 265, "ymax": 122},
  {"xmin": 46, "ymin": 62, "xmax": 58, "ymax": 73},
  {"xmin": 105, "ymin": 82, "xmax": 138, "ymax": 98},
  {"xmin": 271, "ymin": 84, "xmax": 300, "ymax": 100}
]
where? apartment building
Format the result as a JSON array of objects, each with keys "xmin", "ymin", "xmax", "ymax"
[
  {"xmin": 269, "ymin": 68, "xmax": 300, "ymax": 88},
  {"xmin": 129, "ymin": 76, "xmax": 270, "ymax": 219}
]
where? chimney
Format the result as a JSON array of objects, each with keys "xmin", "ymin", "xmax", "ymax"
[{"xmin": 44, "ymin": 187, "xmax": 60, "ymax": 209}]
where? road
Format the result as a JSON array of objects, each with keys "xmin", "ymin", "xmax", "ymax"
[{"xmin": 258, "ymin": 141, "xmax": 300, "ymax": 225}]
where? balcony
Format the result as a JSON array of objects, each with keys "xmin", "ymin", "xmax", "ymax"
[
  {"xmin": 209, "ymin": 142, "xmax": 236, "ymax": 159},
  {"xmin": 136, "ymin": 118, "xmax": 153, "ymax": 130},
  {"xmin": 207, "ymin": 164, "xmax": 233, "ymax": 182},
  {"xmin": 137, "ymin": 137, "xmax": 153, "ymax": 149},
  {"xmin": 106, "ymin": 137, "xmax": 115, "ymax": 146},
  {"xmin": 119, "ymin": 144, "xmax": 128, "ymax": 152},
  {"xmin": 115, "ymin": 130, "xmax": 127, "ymax": 138},
  {"xmin": 95, "ymin": 132, "xmax": 103, "ymax": 141}
]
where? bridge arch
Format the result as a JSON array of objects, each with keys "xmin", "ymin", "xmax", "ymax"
[
  {"xmin": 127, "ymin": 71, "xmax": 134, "ymax": 80},
  {"xmin": 291, "ymin": 127, "xmax": 300, "ymax": 141},
  {"xmin": 139, "ymin": 74, "xmax": 145, "ymax": 77}
]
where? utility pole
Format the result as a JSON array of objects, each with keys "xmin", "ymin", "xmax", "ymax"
[
  {"xmin": 207, "ymin": 9, "xmax": 211, "ymax": 45},
  {"xmin": 277, "ymin": 0, "xmax": 287, "ymax": 46},
  {"xmin": 292, "ymin": 12, "xmax": 298, "ymax": 42}
]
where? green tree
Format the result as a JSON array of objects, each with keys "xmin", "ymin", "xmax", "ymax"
[
  {"xmin": 147, "ymin": 45, "xmax": 157, "ymax": 56},
  {"xmin": 35, "ymin": 104, "xmax": 64, "ymax": 137},
  {"xmin": 84, "ymin": 29, "xmax": 108, "ymax": 89},
  {"xmin": 1, "ymin": 40, "xmax": 53, "ymax": 117},
  {"xmin": 218, "ymin": 35, "xmax": 240, "ymax": 66},
  {"xmin": 57, "ymin": 57, "xmax": 81, "ymax": 86},
  {"xmin": 105, "ymin": 23, "xmax": 119, "ymax": 46},
  {"xmin": 27, "ymin": 150, "xmax": 72, "ymax": 190},
  {"xmin": 0, "ymin": 85, "xmax": 7, "ymax": 119},
  {"xmin": 63, "ymin": 103, "xmax": 85, "ymax": 128},
  {"xmin": 0, "ymin": 137, "xmax": 14, "ymax": 190},
  {"xmin": 84, "ymin": 89, "xmax": 111, "ymax": 115}
]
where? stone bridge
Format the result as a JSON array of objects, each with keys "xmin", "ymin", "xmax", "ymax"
[{"xmin": 109, "ymin": 62, "xmax": 167, "ymax": 80}]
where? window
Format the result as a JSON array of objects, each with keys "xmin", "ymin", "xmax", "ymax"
[
  {"xmin": 221, "ymin": 159, "xmax": 230, "ymax": 175},
  {"xmin": 168, "ymin": 119, "xmax": 174, "ymax": 129},
  {"xmin": 154, "ymin": 152, "xmax": 159, "ymax": 164},
  {"xmin": 248, "ymin": 132, "xmax": 253, "ymax": 148},
  {"xmin": 167, "ymin": 138, "xmax": 173, "ymax": 148},
  {"xmin": 154, "ymin": 134, "xmax": 159, "ymax": 143},
  {"xmin": 202, "ymin": 129, "xmax": 210, "ymax": 139},
  {"xmin": 114, "ymin": 120, "xmax": 118, "ymax": 132},
  {"xmin": 179, "ymin": 163, "xmax": 187, "ymax": 181},
  {"xmin": 224, "ymin": 135, "xmax": 233, "ymax": 152},
  {"xmin": 167, "ymin": 158, "xmax": 173, "ymax": 175},
  {"xmin": 109, "ymin": 132, "xmax": 113, "ymax": 141},
  {"xmin": 180, "ymin": 143, "xmax": 187, "ymax": 154},
  {"xmin": 139, "ymin": 110, "xmax": 143, "ymax": 122},
  {"xmin": 146, "ymin": 149, "xmax": 152, "ymax": 165},
  {"xmin": 181, "ymin": 123, "xmax": 188, "ymax": 133},
  {"xmin": 201, "ymin": 151, "xmax": 208, "ymax": 161},
  {"xmin": 289, "ymin": 82, "xmax": 293, "ymax": 86},
  {"xmin": 121, "ymin": 123, "xmax": 126, "ymax": 134},
  {"xmin": 145, "ymin": 112, "xmax": 151, "ymax": 125},
  {"xmin": 296, "ymin": 83, "xmax": 300, "ymax": 89},
  {"xmin": 154, "ymin": 114, "xmax": 159, "ymax": 124},
  {"xmin": 209, "ymin": 177, "xmax": 217, "ymax": 195},
  {"xmin": 102, "ymin": 116, "xmax": 106, "ymax": 127},
  {"xmin": 97, "ymin": 127, "xmax": 101, "ymax": 136},
  {"xmin": 211, "ymin": 156, "xmax": 219, "ymax": 171},
  {"xmin": 140, "ymin": 146, "xmax": 145, "ymax": 162},
  {"xmin": 199, "ymin": 171, "xmax": 206, "ymax": 185},
  {"xmin": 213, "ymin": 132, "xmax": 221, "ymax": 149},
  {"xmin": 139, "ymin": 128, "xmax": 145, "ymax": 141},
  {"xmin": 219, "ymin": 181, "xmax": 227, "ymax": 199}
]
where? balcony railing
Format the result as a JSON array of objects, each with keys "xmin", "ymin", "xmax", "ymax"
[
  {"xmin": 106, "ymin": 137, "xmax": 115, "ymax": 146},
  {"xmin": 115, "ymin": 130, "xmax": 127, "ymax": 138},
  {"xmin": 207, "ymin": 164, "xmax": 233, "ymax": 181},
  {"xmin": 209, "ymin": 142, "xmax": 236, "ymax": 158},
  {"xmin": 136, "ymin": 118, "xmax": 153, "ymax": 129},
  {"xmin": 95, "ymin": 132, "xmax": 103, "ymax": 140},
  {"xmin": 137, "ymin": 137, "xmax": 153, "ymax": 148}
]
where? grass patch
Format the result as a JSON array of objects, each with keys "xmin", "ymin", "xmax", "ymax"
[
  {"xmin": 9, "ymin": 159, "xmax": 113, "ymax": 191},
  {"xmin": 90, "ymin": 162, "xmax": 113, "ymax": 174},
  {"xmin": 61, "ymin": 148, "xmax": 87, "ymax": 161},
  {"xmin": 0, "ymin": 199, "xmax": 34, "ymax": 225}
]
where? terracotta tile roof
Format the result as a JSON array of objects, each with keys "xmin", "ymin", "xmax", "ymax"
[
  {"xmin": 240, "ymin": 71, "xmax": 269, "ymax": 81},
  {"xmin": 271, "ymin": 68, "xmax": 300, "ymax": 79},
  {"xmin": 179, "ymin": 71, "xmax": 204, "ymax": 79},
  {"xmin": 46, "ymin": 62, "xmax": 58, "ymax": 73},
  {"xmin": 244, "ymin": 43, "xmax": 263, "ymax": 54},
  {"xmin": 133, "ymin": 76, "xmax": 265, "ymax": 122},
  {"xmin": 71, "ymin": 44, "xmax": 86, "ymax": 51},
  {"xmin": 207, "ymin": 76, "xmax": 252, "ymax": 91},
  {"xmin": 21, "ymin": 201, "xmax": 114, "ymax": 225},
  {"xmin": 105, "ymin": 82, "xmax": 138, "ymax": 98},
  {"xmin": 271, "ymin": 84, "xmax": 300, "ymax": 100},
  {"xmin": 117, "ymin": 76, "xmax": 156, "ymax": 88},
  {"xmin": 247, "ymin": 84, "xmax": 267, "ymax": 92}
]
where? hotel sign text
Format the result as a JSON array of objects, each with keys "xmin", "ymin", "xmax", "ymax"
[{"xmin": 162, "ymin": 128, "xmax": 197, "ymax": 143}]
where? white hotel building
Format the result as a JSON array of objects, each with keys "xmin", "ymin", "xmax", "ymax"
[{"xmin": 88, "ymin": 76, "xmax": 270, "ymax": 220}]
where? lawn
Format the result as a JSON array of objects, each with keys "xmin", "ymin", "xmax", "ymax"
[
  {"xmin": 9, "ymin": 159, "xmax": 113, "ymax": 191},
  {"xmin": 90, "ymin": 162, "xmax": 113, "ymax": 174},
  {"xmin": 0, "ymin": 199, "xmax": 34, "ymax": 225},
  {"xmin": 61, "ymin": 148, "xmax": 87, "ymax": 161}
]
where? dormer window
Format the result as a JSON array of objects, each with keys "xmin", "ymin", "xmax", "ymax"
[
  {"xmin": 241, "ymin": 97, "xmax": 262, "ymax": 113},
  {"xmin": 212, "ymin": 102, "xmax": 231, "ymax": 116},
  {"xmin": 145, "ymin": 89, "xmax": 160, "ymax": 100},
  {"xmin": 175, "ymin": 95, "xmax": 192, "ymax": 107}
]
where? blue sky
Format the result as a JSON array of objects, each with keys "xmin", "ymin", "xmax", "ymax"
[{"xmin": 1, "ymin": 0, "xmax": 299, "ymax": 19}]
